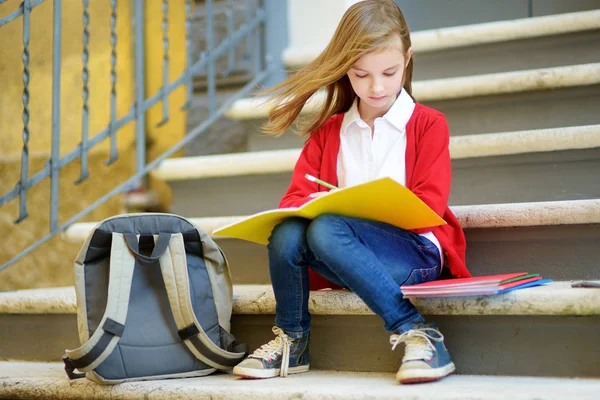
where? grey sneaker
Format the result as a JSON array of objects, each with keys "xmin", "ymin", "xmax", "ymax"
[
  {"xmin": 391, "ymin": 323, "xmax": 456, "ymax": 384},
  {"xmin": 233, "ymin": 326, "xmax": 310, "ymax": 379}
]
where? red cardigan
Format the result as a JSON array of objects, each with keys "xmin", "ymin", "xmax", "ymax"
[{"xmin": 279, "ymin": 103, "xmax": 470, "ymax": 290}]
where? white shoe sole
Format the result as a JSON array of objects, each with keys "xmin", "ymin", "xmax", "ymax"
[
  {"xmin": 233, "ymin": 364, "xmax": 310, "ymax": 379},
  {"xmin": 396, "ymin": 362, "xmax": 456, "ymax": 384}
]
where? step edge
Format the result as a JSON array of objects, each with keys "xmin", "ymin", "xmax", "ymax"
[
  {"xmin": 151, "ymin": 125, "xmax": 600, "ymax": 181},
  {"xmin": 225, "ymin": 63, "xmax": 600, "ymax": 120},
  {"xmin": 283, "ymin": 10, "xmax": 600, "ymax": 67},
  {"xmin": 2, "ymin": 363, "xmax": 600, "ymax": 400},
  {"xmin": 1, "ymin": 282, "xmax": 599, "ymax": 317},
  {"xmin": 62, "ymin": 199, "xmax": 600, "ymax": 244}
]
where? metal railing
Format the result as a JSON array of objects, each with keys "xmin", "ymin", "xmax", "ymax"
[{"xmin": 0, "ymin": 0, "xmax": 285, "ymax": 272}]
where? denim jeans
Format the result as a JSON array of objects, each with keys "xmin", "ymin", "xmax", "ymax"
[{"xmin": 267, "ymin": 214, "xmax": 442, "ymax": 339}]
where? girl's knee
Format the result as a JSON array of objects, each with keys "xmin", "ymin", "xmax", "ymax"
[
  {"xmin": 268, "ymin": 218, "xmax": 310, "ymax": 256},
  {"xmin": 306, "ymin": 214, "xmax": 353, "ymax": 254}
]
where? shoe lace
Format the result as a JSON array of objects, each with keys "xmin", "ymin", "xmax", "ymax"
[
  {"xmin": 249, "ymin": 326, "xmax": 292, "ymax": 377},
  {"xmin": 390, "ymin": 327, "xmax": 444, "ymax": 362}
]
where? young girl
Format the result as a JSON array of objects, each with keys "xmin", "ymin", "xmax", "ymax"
[{"xmin": 233, "ymin": 0, "xmax": 469, "ymax": 384}]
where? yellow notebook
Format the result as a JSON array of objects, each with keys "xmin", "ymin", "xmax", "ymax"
[{"xmin": 212, "ymin": 177, "xmax": 446, "ymax": 245}]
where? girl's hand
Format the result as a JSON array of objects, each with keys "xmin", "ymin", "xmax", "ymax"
[{"xmin": 308, "ymin": 191, "xmax": 331, "ymax": 199}]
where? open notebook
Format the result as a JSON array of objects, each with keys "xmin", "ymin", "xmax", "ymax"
[{"xmin": 213, "ymin": 177, "xmax": 446, "ymax": 245}]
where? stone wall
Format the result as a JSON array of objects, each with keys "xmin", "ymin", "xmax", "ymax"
[
  {"xmin": 192, "ymin": 0, "xmax": 256, "ymax": 78},
  {"xmin": 184, "ymin": 0, "xmax": 256, "ymax": 157}
]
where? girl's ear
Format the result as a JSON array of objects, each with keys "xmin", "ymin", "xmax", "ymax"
[{"xmin": 406, "ymin": 47, "xmax": 413, "ymax": 66}]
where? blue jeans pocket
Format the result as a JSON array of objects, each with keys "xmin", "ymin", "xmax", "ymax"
[{"xmin": 402, "ymin": 264, "xmax": 440, "ymax": 286}]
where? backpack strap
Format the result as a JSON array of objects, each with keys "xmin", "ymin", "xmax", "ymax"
[
  {"xmin": 158, "ymin": 233, "xmax": 247, "ymax": 370},
  {"xmin": 62, "ymin": 232, "xmax": 136, "ymax": 379}
]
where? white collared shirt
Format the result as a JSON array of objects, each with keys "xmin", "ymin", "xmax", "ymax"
[{"xmin": 337, "ymin": 90, "xmax": 442, "ymax": 259}]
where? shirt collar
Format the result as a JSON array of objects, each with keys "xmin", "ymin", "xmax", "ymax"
[
  {"xmin": 341, "ymin": 89, "xmax": 415, "ymax": 135},
  {"xmin": 340, "ymin": 98, "xmax": 363, "ymax": 135},
  {"xmin": 383, "ymin": 89, "xmax": 415, "ymax": 131}
]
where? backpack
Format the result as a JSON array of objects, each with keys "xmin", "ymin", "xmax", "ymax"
[{"xmin": 62, "ymin": 213, "xmax": 248, "ymax": 384}]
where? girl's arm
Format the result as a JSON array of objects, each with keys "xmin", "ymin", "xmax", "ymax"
[
  {"xmin": 410, "ymin": 113, "xmax": 452, "ymax": 234},
  {"xmin": 279, "ymin": 131, "xmax": 325, "ymax": 208}
]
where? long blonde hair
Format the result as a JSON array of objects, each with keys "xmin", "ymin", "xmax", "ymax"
[{"xmin": 262, "ymin": 0, "xmax": 413, "ymax": 136}]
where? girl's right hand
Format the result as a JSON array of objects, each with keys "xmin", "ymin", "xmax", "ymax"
[{"xmin": 308, "ymin": 191, "xmax": 331, "ymax": 199}]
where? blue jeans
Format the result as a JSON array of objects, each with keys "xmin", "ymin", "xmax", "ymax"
[{"xmin": 267, "ymin": 214, "xmax": 442, "ymax": 339}]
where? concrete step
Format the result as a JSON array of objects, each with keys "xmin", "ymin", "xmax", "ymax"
[
  {"xmin": 2, "ymin": 362, "xmax": 600, "ymax": 400},
  {"xmin": 150, "ymin": 125, "xmax": 600, "ymax": 214},
  {"xmin": 1, "ymin": 282, "xmax": 600, "ymax": 377},
  {"xmin": 62, "ymin": 199, "xmax": 600, "ymax": 284},
  {"xmin": 227, "ymin": 64, "xmax": 600, "ymax": 121},
  {"xmin": 412, "ymin": 29, "xmax": 600, "ymax": 80},
  {"xmin": 225, "ymin": 64, "xmax": 600, "ymax": 150},
  {"xmin": 283, "ymin": 10, "xmax": 600, "ymax": 73},
  {"xmin": 286, "ymin": 11, "xmax": 600, "ymax": 80}
]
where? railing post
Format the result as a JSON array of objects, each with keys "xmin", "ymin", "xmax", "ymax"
[
  {"xmin": 15, "ymin": 0, "xmax": 32, "ymax": 223},
  {"xmin": 528, "ymin": 0, "xmax": 533, "ymax": 17},
  {"xmin": 245, "ymin": 0, "xmax": 261, "ymax": 76},
  {"xmin": 181, "ymin": 0, "xmax": 192, "ymax": 111},
  {"xmin": 157, "ymin": 0, "xmax": 170, "ymax": 126},
  {"xmin": 106, "ymin": 0, "xmax": 119, "ymax": 165},
  {"xmin": 77, "ymin": 0, "xmax": 91, "ymax": 184},
  {"xmin": 134, "ymin": 0, "xmax": 146, "ymax": 184},
  {"xmin": 50, "ymin": 0, "xmax": 62, "ymax": 232},
  {"xmin": 262, "ymin": 0, "xmax": 288, "ymax": 88},
  {"xmin": 206, "ymin": 0, "xmax": 216, "ymax": 117},
  {"xmin": 225, "ymin": 0, "xmax": 235, "ymax": 76}
]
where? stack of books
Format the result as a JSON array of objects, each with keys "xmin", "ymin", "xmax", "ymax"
[{"xmin": 401, "ymin": 272, "xmax": 552, "ymax": 298}]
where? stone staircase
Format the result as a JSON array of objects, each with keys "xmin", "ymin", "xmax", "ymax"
[
  {"xmin": 62, "ymin": 198, "xmax": 600, "ymax": 285},
  {"xmin": 147, "ymin": 126, "xmax": 600, "ymax": 217},
  {"xmin": 2, "ymin": 9, "xmax": 600, "ymax": 400},
  {"xmin": 2, "ymin": 363, "xmax": 600, "ymax": 400},
  {"xmin": 2, "ymin": 282, "xmax": 600, "ymax": 398}
]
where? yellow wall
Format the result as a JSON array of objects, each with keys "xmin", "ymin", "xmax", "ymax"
[
  {"xmin": 0, "ymin": 0, "xmax": 187, "ymax": 290},
  {"xmin": 145, "ymin": 0, "xmax": 188, "ymax": 162},
  {"xmin": 0, "ymin": 0, "xmax": 135, "ymax": 157},
  {"xmin": 0, "ymin": 154, "xmax": 134, "ymax": 290},
  {"xmin": 144, "ymin": 0, "xmax": 189, "ymax": 208}
]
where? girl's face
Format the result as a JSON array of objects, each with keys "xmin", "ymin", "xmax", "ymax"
[{"xmin": 347, "ymin": 42, "xmax": 412, "ymax": 119}]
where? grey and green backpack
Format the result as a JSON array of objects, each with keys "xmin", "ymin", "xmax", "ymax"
[{"xmin": 62, "ymin": 213, "xmax": 247, "ymax": 384}]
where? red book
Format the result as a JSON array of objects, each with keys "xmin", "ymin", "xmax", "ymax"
[
  {"xmin": 401, "ymin": 272, "xmax": 530, "ymax": 292},
  {"xmin": 401, "ymin": 272, "xmax": 549, "ymax": 298}
]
